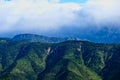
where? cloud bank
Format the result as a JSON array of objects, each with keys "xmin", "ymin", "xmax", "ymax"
[
  {"xmin": 85, "ymin": 0, "xmax": 120, "ymax": 23},
  {"xmin": 0, "ymin": 0, "xmax": 120, "ymax": 36}
]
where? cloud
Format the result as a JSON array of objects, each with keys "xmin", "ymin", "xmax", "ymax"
[
  {"xmin": 84, "ymin": 0, "xmax": 120, "ymax": 23},
  {"xmin": 0, "ymin": 0, "xmax": 82, "ymax": 34},
  {"xmin": 0, "ymin": 0, "xmax": 120, "ymax": 36}
]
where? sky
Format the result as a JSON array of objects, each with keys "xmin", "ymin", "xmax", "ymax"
[
  {"xmin": 60, "ymin": 0, "xmax": 87, "ymax": 3},
  {"xmin": 0, "ymin": 0, "xmax": 120, "ymax": 37}
]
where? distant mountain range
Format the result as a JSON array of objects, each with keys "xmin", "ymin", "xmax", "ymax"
[
  {"xmin": 1, "ymin": 30, "xmax": 119, "ymax": 43},
  {"xmin": 0, "ymin": 31, "xmax": 116, "ymax": 43},
  {"xmin": 0, "ymin": 39, "xmax": 120, "ymax": 80},
  {"xmin": 12, "ymin": 34, "xmax": 75, "ymax": 43}
]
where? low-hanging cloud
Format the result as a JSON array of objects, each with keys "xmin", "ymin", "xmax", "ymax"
[
  {"xmin": 84, "ymin": 0, "xmax": 120, "ymax": 23},
  {"xmin": 0, "ymin": 0, "xmax": 120, "ymax": 36},
  {"xmin": 0, "ymin": 0, "xmax": 81, "ymax": 33}
]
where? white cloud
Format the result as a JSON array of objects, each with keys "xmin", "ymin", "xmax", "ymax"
[
  {"xmin": 0, "ymin": 0, "xmax": 82, "ymax": 33},
  {"xmin": 0, "ymin": 0, "xmax": 120, "ymax": 35},
  {"xmin": 83, "ymin": 0, "xmax": 120, "ymax": 23}
]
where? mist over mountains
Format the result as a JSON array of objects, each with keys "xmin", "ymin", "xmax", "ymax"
[
  {"xmin": 0, "ymin": 0, "xmax": 120, "ymax": 80},
  {"xmin": 0, "ymin": 0, "xmax": 120, "ymax": 42},
  {"xmin": 0, "ymin": 31, "xmax": 118, "ymax": 44}
]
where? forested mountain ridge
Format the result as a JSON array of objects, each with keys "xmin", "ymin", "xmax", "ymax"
[{"xmin": 0, "ymin": 39, "xmax": 120, "ymax": 80}]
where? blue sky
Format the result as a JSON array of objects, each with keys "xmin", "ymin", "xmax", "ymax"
[{"xmin": 60, "ymin": 0, "xmax": 87, "ymax": 3}]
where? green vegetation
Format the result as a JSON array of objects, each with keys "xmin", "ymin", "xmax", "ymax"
[{"xmin": 0, "ymin": 40, "xmax": 119, "ymax": 80}]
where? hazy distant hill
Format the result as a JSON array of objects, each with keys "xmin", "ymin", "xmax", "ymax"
[
  {"xmin": 11, "ymin": 28, "xmax": 120, "ymax": 43},
  {"xmin": 0, "ymin": 39, "xmax": 120, "ymax": 80},
  {"xmin": 12, "ymin": 34, "xmax": 76, "ymax": 43}
]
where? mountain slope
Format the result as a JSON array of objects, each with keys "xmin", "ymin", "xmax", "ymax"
[
  {"xmin": 0, "ymin": 40, "xmax": 120, "ymax": 80},
  {"xmin": 12, "ymin": 34, "xmax": 71, "ymax": 43}
]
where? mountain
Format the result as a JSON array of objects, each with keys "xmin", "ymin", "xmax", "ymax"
[
  {"xmin": 0, "ymin": 39, "xmax": 120, "ymax": 80},
  {"xmin": 81, "ymin": 27, "xmax": 120, "ymax": 43},
  {"xmin": 61, "ymin": 26, "xmax": 120, "ymax": 43},
  {"xmin": 11, "ymin": 27, "xmax": 120, "ymax": 43},
  {"xmin": 12, "ymin": 34, "xmax": 76, "ymax": 43}
]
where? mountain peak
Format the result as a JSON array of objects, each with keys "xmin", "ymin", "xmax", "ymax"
[{"xmin": 12, "ymin": 34, "xmax": 70, "ymax": 43}]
